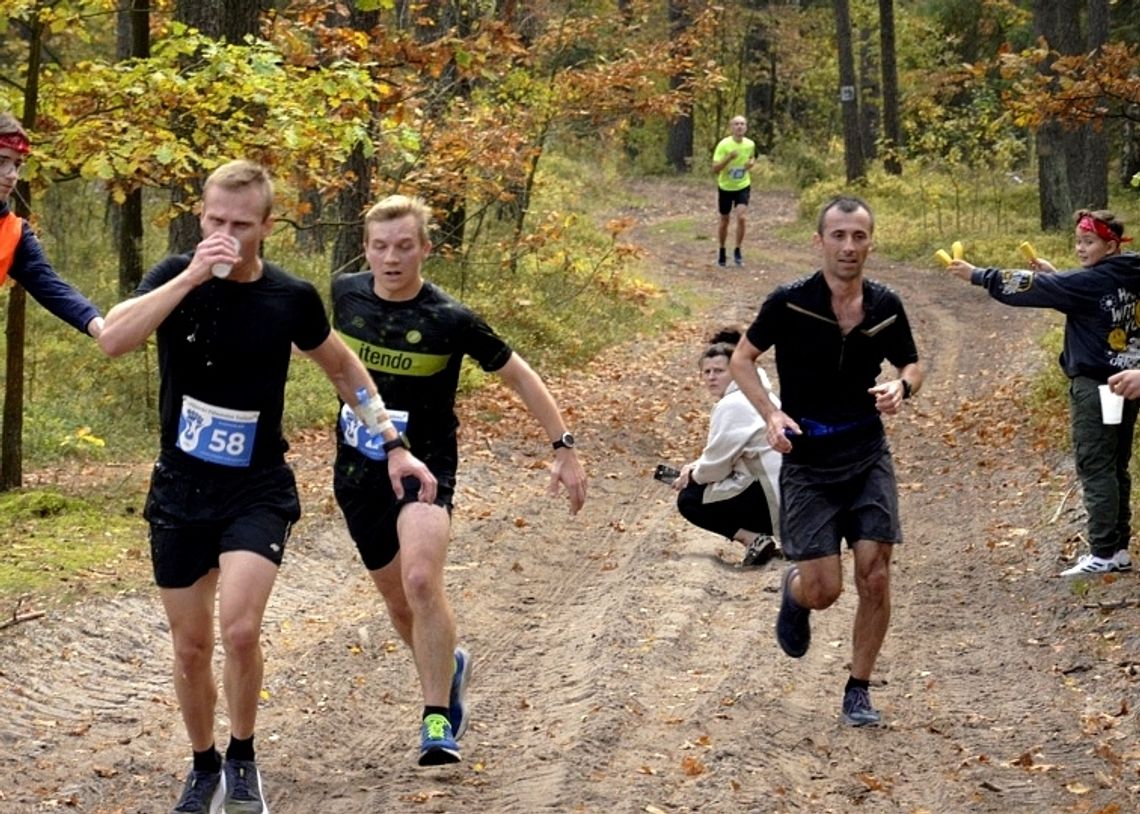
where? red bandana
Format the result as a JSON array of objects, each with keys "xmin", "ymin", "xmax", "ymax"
[
  {"xmin": 0, "ymin": 133, "xmax": 30, "ymax": 155},
  {"xmin": 1078, "ymin": 215, "xmax": 1131, "ymax": 245}
]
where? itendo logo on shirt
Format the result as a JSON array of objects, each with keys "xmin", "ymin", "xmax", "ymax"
[{"xmin": 338, "ymin": 332, "xmax": 449, "ymax": 376}]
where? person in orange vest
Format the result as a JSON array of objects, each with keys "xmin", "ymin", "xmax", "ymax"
[{"xmin": 0, "ymin": 112, "xmax": 102, "ymax": 338}]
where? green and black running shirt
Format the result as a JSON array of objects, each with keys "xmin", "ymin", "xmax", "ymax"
[{"xmin": 331, "ymin": 273, "xmax": 514, "ymax": 456}]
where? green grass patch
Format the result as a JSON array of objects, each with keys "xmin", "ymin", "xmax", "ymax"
[{"xmin": 0, "ymin": 488, "xmax": 149, "ymax": 603}]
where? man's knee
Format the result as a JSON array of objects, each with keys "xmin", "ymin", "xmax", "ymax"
[
  {"xmin": 853, "ymin": 546, "xmax": 892, "ymax": 599},
  {"xmin": 798, "ymin": 567, "xmax": 843, "ymax": 609},
  {"xmin": 220, "ymin": 615, "xmax": 262, "ymax": 656}
]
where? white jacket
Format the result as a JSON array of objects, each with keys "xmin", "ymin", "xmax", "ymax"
[{"xmin": 689, "ymin": 368, "xmax": 781, "ymax": 536}]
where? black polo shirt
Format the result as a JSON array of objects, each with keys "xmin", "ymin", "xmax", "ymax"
[{"xmin": 745, "ymin": 270, "xmax": 919, "ymax": 468}]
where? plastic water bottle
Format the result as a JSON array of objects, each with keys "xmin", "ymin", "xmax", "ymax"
[{"xmin": 354, "ymin": 387, "xmax": 382, "ymax": 433}]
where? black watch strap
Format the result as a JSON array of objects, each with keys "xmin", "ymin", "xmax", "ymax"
[
  {"xmin": 901, "ymin": 379, "xmax": 912, "ymax": 400},
  {"xmin": 382, "ymin": 433, "xmax": 409, "ymax": 453}
]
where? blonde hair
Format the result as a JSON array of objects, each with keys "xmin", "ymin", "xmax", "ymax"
[
  {"xmin": 203, "ymin": 159, "xmax": 274, "ymax": 219},
  {"xmin": 364, "ymin": 195, "xmax": 432, "ymax": 246}
]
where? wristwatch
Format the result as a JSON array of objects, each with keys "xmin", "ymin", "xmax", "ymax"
[
  {"xmin": 901, "ymin": 379, "xmax": 913, "ymax": 400},
  {"xmin": 382, "ymin": 432, "xmax": 410, "ymax": 453},
  {"xmin": 552, "ymin": 431, "xmax": 576, "ymax": 451}
]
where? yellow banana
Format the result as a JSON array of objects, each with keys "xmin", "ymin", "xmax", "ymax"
[
  {"xmin": 951, "ymin": 240, "xmax": 964, "ymax": 260},
  {"xmin": 934, "ymin": 249, "xmax": 953, "ymax": 267},
  {"xmin": 1018, "ymin": 241, "xmax": 1037, "ymax": 262}
]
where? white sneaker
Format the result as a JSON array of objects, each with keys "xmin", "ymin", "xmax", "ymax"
[{"xmin": 1060, "ymin": 550, "xmax": 1133, "ymax": 577}]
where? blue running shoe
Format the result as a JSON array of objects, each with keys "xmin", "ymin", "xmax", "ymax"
[
  {"xmin": 418, "ymin": 713, "xmax": 461, "ymax": 766},
  {"xmin": 717, "ymin": 248, "xmax": 727, "ymax": 267},
  {"xmin": 733, "ymin": 247, "xmax": 743, "ymax": 266},
  {"xmin": 221, "ymin": 759, "xmax": 266, "ymax": 814},
  {"xmin": 842, "ymin": 686, "xmax": 882, "ymax": 727},
  {"xmin": 449, "ymin": 647, "xmax": 471, "ymax": 739},
  {"xmin": 171, "ymin": 768, "xmax": 224, "ymax": 813},
  {"xmin": 775, "ymin": 566, "xmax": 811, "ymax": 658}
]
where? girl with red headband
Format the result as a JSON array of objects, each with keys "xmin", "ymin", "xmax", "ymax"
[
  {"xmin": 0, "ymin": 111, "xmax": 103, "ymax": 338},
  {"xmin": 945, "ymin": 208, "xmax": 1138, "ymax": 577}
]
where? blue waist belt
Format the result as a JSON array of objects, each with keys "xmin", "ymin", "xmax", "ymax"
[{"xmin": 797, "ymin": 414, "xmax": 879, "ymax": 438}]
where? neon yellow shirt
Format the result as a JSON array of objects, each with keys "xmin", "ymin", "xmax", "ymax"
[{"xmin": 714, "ymin": 136, "xmax": 755, "ymax": 192}]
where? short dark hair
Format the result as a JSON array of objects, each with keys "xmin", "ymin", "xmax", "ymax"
[
  {"xmin": 699, "ymin": 326, "xmax": 742, "ymax": 367},
  {"xmin": 817, "ymin": 195, "xmax": 874, "ymax": 235}
]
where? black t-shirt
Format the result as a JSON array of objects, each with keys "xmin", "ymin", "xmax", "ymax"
[
  {"xmin": 139, "ymin": 256, "xmax": 330, "ymax": 473},
  {"xmin": 331, "ymin": 274, "xmax": 513, "ymax": 457},
  {"xmin": 745, "ymin": 270, "xmax": 919, "ymax": 467}
]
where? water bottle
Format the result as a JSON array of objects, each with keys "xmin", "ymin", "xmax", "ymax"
[{"xmin": 354, "ymin": 387, "xmax": 382, "ymax": 434}]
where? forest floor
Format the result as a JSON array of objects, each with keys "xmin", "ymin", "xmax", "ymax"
[{"xmin": 2, "ymin": 178, "xmax": 1138, "ymax": 814}]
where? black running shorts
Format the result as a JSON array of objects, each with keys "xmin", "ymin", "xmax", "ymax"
[
  {"xmin": 778, "ymin": 449, "xmax": 901, "ymax": 561},
  {"xmin": 145, "ymin": 460, "xmax": 300, "ymax": 588},
  {"xmin": 333, "ymin": 446, "xmax": 456, "ymax": 570},
  {"xmin": 718, "ymin": 186, "xmax": 751, "ymax": 216}
]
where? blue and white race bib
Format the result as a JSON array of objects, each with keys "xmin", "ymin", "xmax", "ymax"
[
  {"xmin": 729, "ymin": 167, "xmax": 746, "ymax": 180},
  {"xmin": 339, "ymin": 405, "xmax": 409, "ymax": 462},
  {"xmin": 177, "ymin": 396, "xmax": 259, "ymax": 468}
]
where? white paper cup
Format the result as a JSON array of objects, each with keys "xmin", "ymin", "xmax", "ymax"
[
  {"xmin": 1099, "ymin": 384, "xmax": 1124, "ymax": 425},
  {"xmin": 211, "ymin": 234, "xmax": 240, "ymax": 278}
]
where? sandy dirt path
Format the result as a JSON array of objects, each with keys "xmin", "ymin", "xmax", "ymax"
[{"xmin": 2, "ymin": 180, "xmax": 1137, "ymax": 813}]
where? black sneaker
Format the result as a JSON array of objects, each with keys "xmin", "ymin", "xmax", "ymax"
[
  {"xmin": 171, "ymin": 768, "xmax": 224, "ymax": 813},
  {"xmin": 741, "ymin": 534, "xmax": 777, "ymax": 567},
  {"xmin": 733, "ymin": 247, "xmax": 743, "ymax": 266},
  {"xmin": 717, "ymin": 248, "xmax": 727, "ymax": 267},
  {"xmin": 841, "ymin": 686, "xmax": 882, "ymax": 727},
  {"xmin": 775, "ymin": 566, "xmax": 811, "ymax": 657},
  {"xmin": 222, "ymin": 759, "xmax": 266, "ymax": 814}
]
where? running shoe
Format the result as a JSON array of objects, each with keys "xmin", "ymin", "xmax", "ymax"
[
  {"xmin": 1060, "ymin": 550, "xmax": 1133, "ymax": 577},
  {"xmin": 171, "ymin": 768, "xmax": 224, "ymax": 814},
  {"xmin": 841, "ymin": 686, "xmax": 882, "ymax": 727},
  {"xmin": 717, "ymin": 248, "xmax": 727, "ymax": 268},
  {"xmin": 450, "ymin": 647, "xmax": 471, "ymax": 739},
  {"xmin": 775, "ymin": 566, "xmax": 811, "ymax": 658},
  {"xmin": 418, "ymin": 713, "xmax": 461, "ymax": 766},
  {"xmin": 222, "ymin": 759, "xmax": 267, "ymax": 814},
  {"xmin": 733, "ymin": 247, "xmax": 743, "ymax": 266},
  {"xmin": 741, "ymin": 534, "xmax": 778, "ymax": 568}
]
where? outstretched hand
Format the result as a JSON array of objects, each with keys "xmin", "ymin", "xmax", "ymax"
[
  {"xmin": 945, "ymin": 259, "xmax": 975, "ymax": 281},
  {"xmin": 549, "ymin": 451, "xmax": 587, "ymax": 515},
  {"xmin": 1108, "ymin": 370, "xmax": 1140, "ymax": 400}
]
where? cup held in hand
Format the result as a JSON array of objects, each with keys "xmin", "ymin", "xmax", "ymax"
[
  {"xmin": 211, "ymin": 234, "xmax": 240, "ymax": 278},
  {"xmin": 1099, "ymin": 384, "xmax": 1124, "ymax": 425}
]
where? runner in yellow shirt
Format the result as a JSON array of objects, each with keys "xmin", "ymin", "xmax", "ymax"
[{"xmin": 712, "ymin": 115, "xmax": 756, "ymax": 267}]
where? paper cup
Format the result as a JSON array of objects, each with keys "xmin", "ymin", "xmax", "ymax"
[
  {"xmin": 211, "ymin": 234, "xmax": 240, "ymax": 278},
  {"xmin": 1099, "ymin": 384, "xmax": 1124, "ymax": 425}
]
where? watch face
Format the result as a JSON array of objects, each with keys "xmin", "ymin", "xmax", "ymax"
[{"xmin": 554, "ymin": 432, "xmax": 575, "ymax": 449}]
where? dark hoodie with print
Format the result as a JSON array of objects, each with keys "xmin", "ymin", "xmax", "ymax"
[{"xmin": 970, "ymin": 252, "xmax": 1140, "ymax": 381}]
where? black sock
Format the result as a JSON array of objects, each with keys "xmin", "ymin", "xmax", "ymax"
[
  {"xmin": 423, "ymin": 705, "xmax": 450, "ymax": 721},
  {"xmin": 226, "ymin": 735, "xmax": 255, "ymax": 763},
  {"xmin": 193, "ymin": 745, "xmax": 221, "ymax": 773},
  {"xmin": 845, "ymin": 676, "xmax": 870, "ymax": 694}
]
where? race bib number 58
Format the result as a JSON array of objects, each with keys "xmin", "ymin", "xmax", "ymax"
[{"xmin": 177, "ymin": 396, "xmax": 259, "ymax": 467}]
